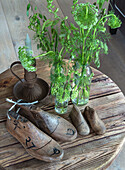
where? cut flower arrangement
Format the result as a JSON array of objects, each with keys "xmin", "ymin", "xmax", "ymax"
[
  {"xmin": 68, "ymin": 0, "xmax": 122, "ymax": 105},
  {"xmin": 24, "ymin": 0, "xmax": 122, "ymax": 113},
  {"xmin": 26, "ymin": 0, "xmax": 72, "ymax": 113}
]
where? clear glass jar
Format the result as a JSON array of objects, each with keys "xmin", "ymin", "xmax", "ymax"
[
  {"xmin": 50, "ymin": 64, "xmax": 70, "ymax": 114},
  {"xmin": 55, "ymin": 98, "xmax": 68, "ymax": 114},
  {"xmin": 71, "ymin": 63, "xmax": 92, "ymax": 105}
]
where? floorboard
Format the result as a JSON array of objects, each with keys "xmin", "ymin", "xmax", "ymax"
[
  {"xmin": 0, "ymin": 1, "xmax": 17, "ymax": 73},
  {"xmin": 1, "ymin": 0, "xmax": 41, "ymax": 58}
]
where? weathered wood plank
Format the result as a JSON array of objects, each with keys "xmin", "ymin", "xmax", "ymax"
[
  {"xmin": 0, "ymin": 71, "xmax": 120, "ymax": 107},
  {"xmin": 91, "ymin": 75, "xmax": 121, "ymax": 99},
  {"xmin": 1, "ymin": 0, "xmax": 41, "ymax": 58},
  {"xmin": 0, "ymin": 78, "xmax": 125, "ymax": 169},
  {"xmin": 5, "ymin": 136, "xmax": 123, "ymax": 170},
  {"xmin": 0, "ymin": 91, "xmax": 125, "ymax": 148},
  {"xmin": 0, "ymin": 90, "xmax": 125, "ymax": 168},
  {"xmin": 1, "ymin": 130, "xmax": 125, "ymax": 169},
  {"xmin": 29, "ymin": 0, "xmax": 64, "ymax": 19},
  {"xmin": 0, "ymin": 1, "xmax": 17, "ymax": 73},
  {"xmin": 0, "ymin": 60, "xmax": 121, "ymax": 122},
  {"xmin": 0, "ymin": 109, "xmax": 125, "ymax": 149}
]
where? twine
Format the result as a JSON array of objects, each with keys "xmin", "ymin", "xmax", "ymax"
[{"xmin": 6, "ymin": 98, "xmax": 38, "ymax": 112}]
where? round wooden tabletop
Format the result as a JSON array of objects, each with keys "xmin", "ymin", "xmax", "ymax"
[{"xmin": 0, "ymin": 60, "xmax": 125, "ymax": 170}]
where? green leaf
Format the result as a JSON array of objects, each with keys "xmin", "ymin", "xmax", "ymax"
[
  {"xmin": 39, "ymin": 14, "xmax": 43, "ymax": 19},
  {"xmin": 83, "ymin": 89, "xmax": 89, "ymax": 98},
  {"xmin": 97, "ymin": 0, "xmax": 106, "ymax": 9},
  {"xmin": 70, "ymin": 23, "xmax": 78, "ymax": 30},
  {"xmin": 27, "ymin": 3, "xmax": 31, "ymax": 11},
  {"xmin": 43, "ymin": 15, "xmax": 47, "ymax": 20},
  {"xmin": 42, "ymin": 20, "xmax": 50, "ymax": 30},
  {"xmin": 59, "ymin": 34, "xmax": 66, "ymax": 38},
  {"xmin": 104, "ymin": 43, "xmax": 108, "ymax": 54},
  {"xmin": 64, "ymin": 16, "xmax": 68, "ymax": 20},
  {"xmin": 37, "ymin": 44, "xmax": 39, "ymax": 50},
  {"xmin": 52, "ymin": 19, "xmax": 60, "ymax": 26},
  {"xmin": 37, "ymin": 19, "xmax": 40, "ymax": 25},
  {"xmin": 27, "ymin": 3, "xmax": 31, "ymax": 16},
  {"xmin": 54, "ymin": 8, "xmax": 59, "ymax": 13},
  {"xmin": 73, "ymin": 0, "xmax": 78, "ymax": 5},
  {"xmin": 100, "ymin": 41, "xmax": 104, "ymax": 48},
  {"xmin": 45, "ymin": 21, "xmax": 53, "ymax": 27}
]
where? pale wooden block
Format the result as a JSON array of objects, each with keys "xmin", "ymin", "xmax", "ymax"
[
  {"xmin": 0, "ymin": 1, "xmax": 17, "ymax": 73},
  {"xmin": 1, "ymin": 0, "xmax": 40, "ymax": 58}
]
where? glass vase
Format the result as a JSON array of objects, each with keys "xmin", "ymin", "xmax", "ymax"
[
  {"xmin": 71, "ymin": 63, "xmax": 92, "ymax": 105},
  {"xmin": 50, "ymin": 65, "xmax": 70, "ymax": 114},
  {"xmin": 55, "ymin": 98, "xmax": 68, "ymax": 114}
]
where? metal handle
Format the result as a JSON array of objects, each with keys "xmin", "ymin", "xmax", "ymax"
[{"xmin": 10, "ymin": 61, "xmax": 23, "ymax": 83}]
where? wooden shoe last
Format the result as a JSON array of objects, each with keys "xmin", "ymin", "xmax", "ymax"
[
  {"xmin": 17, "ymin": 105, "xmax": 77, "ymax": 142},
  {"xmin": 70, "ymin": 105, "xmax": 90, "ymax": 136},
  {"xmin": 6, "ymin": 111, "xmax": 64, "ymax": 162},
  {"xmin": 83, "ymin": 106, "xmax": 106, "ymax": 135}
]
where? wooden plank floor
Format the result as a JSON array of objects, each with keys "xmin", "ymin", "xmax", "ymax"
[{"xmin": 0, "ymin": 0, "xmax": 125, "ymax": 169}]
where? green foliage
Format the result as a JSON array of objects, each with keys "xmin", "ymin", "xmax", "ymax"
[
  {"xmin": 69, "ymin": 0, "xmax": 122, "ymax": 68},
  {"xmin": 107, "ymin": 11, "xmax": 122, "ymax": 29},
  {"xmin": 27, "ymin": 1, "xmax": 68, "ymax": 56},
  {"xmin": 69, "ymin": 0, "xmax": 122, "ymax": 101},
  {"xmin": 26, "ymin": 0, "xmax": 122, "ymax": 104},
  {"xmin": 72, "ymin": 3, "xmax": 98, "ymax": 29},
  {"xmin": 27, "ymin": 0, "xmax": 72, "ymax": 102},
  {"xmin": 18, "ymin": 46, "xmax": 36, "ymax": 72}
]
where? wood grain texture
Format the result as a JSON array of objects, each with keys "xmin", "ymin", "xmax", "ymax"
[
  {"xmin": 29, "ymin": 0, "xmax": 64, "ymax": 19},
  {"xmin": 0, "ymin": 60, "xmax": 121, "ymax": 121},
  {"xmin": 0, "ymin": 60, "xmax": 125, "ymax": 169},
  {"xmin": 1, "ymin": 0, "xmax": 40, "ymax": 57},
  {"xmin": 0, "ymin": 1, "xmax": 17, "ymax": 73},
  {"xmin": 5, "ymin": 134, "xmax": 125, "ymax": 170}
]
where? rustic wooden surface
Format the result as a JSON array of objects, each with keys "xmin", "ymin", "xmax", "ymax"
[
  {"xmin": 0, "ymin": 0, "xmax": 125, "ymax": 169},
  {"xmin": 0, "ymin": 59, "xmax": 125, "ymax": 170}
]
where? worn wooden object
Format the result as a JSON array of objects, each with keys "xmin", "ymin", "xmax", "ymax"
[
  {"xmin": 83, "ymin": 106, "xmax": 106, "ymax": 135},
  {"xmin": 10, "ymin": 61, "xmax": 49, "ymax": 102},
  {"xmin": 6, "ymin": 110, "xmax": 64, "ymax": 162},
  {"xmin": 70, "ymin": 104, "xmax": 90, "ymax": 136},
  {"xmin": 0, "ymin": 1, "xmax": 17, "ymax": 73},
  {"xmin": 0, "ymin": 59, "xmax": 125, "ymax": 169},
  {"xmin": 17, "ymin": 105, "xmax": 77, "ymax": 142}
]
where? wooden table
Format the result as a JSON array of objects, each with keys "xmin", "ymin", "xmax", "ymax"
[{"xmin": 0, "ymin": 60, "xmax": 125, "ymax": 170}]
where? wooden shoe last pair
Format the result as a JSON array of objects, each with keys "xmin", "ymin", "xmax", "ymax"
[
  {"xmin": 70, "ymin": 104, "xmax": 106, "ymax": 136},
  {"xmin": 70, "ymin": 105, "xmax": 90, "ymax": 136}
]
